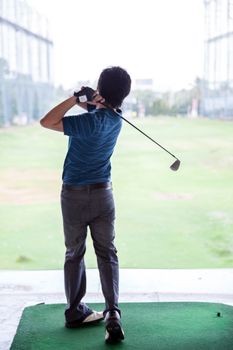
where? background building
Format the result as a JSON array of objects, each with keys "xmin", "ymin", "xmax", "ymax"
[
  {"xmin": 202, "ymin": 0, "xmax": 233, "ymax": 118},
  {"xmin": 0, "ymin": 0, "xmax": 53, "ymax": 126}
]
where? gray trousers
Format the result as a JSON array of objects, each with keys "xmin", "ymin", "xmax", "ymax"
[{"xmin": 61, "ymin": 184, "xmax": 120, "ymax": 322}]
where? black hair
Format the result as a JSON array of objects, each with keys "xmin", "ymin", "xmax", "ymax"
[{"xmin": 97, "ymin": 66, "xmax": 131, "ymax": 108}]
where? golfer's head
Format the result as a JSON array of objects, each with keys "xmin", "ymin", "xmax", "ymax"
[{"xmin": 97, "ymin": 66, "xmax": 131, "ymax": 108}]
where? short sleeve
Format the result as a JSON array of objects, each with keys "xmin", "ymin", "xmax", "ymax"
[{"xmin": 62, "ymin": 114, "xmax": 94, "ymax": 138}]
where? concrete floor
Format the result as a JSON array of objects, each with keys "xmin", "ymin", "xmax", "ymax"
[{"xmin": 1, "ymin": 268, "xmax": 233, "ymax": 350}]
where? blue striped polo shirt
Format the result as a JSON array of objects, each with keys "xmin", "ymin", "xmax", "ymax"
[{"xmin": 62, "ymin": 105, "xmax": 122, "ymax": 185}]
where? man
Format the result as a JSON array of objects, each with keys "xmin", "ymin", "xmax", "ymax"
[{"xmin": 40, "ymin": 66, "xmax": 131, "ymax": 343}]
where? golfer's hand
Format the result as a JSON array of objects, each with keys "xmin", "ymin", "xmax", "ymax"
[{"xmin": 88, "ymin": 91, "xmax": 105, "ymax": 105}]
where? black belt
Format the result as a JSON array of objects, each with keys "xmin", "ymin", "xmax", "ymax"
[{"xmin": 62, "ymin": 182, "xmax": 112, "ymax": 191}]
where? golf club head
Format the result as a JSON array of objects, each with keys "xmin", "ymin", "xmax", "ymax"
[{"xmin": 170, "ymin": 159, "xmax": 180, "ymax": 171}]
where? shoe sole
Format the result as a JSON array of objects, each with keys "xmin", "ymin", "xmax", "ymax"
[
  {"xmin": 105, "ymin": 323, "xmax": 125, "ymax": 343},
  {"xmin": 65, "ymin": 317, "xmax": 104, "ymax": 328}
]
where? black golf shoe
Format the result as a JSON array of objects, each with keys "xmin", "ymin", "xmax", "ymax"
[{"xmin": 104, "ymin": 310, "xmax": 125, "ymax": 344}]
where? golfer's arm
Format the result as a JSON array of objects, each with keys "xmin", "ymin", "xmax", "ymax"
[{"xmin": 40, "ymin": 96, "xmax": 77, "ymax": 132}]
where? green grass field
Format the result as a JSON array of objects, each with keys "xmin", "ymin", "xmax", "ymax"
[{"xmin": 0, "ymin": 117, "xmax": 233, "ymax": 269}]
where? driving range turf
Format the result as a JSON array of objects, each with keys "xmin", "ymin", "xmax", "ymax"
[
  {"xmin": 10, "ymin": 302, "xmax": 233, "ymax": 350},
  {"xmin": 0, "ymin": 116, "xmax": 233, "ymax": 269}
]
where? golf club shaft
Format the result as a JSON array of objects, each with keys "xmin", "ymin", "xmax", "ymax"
[
  {"xmin": 119, "ymin": 114, "xmax": 177, "ymax": 159},
  {"xmin": 96, "ymin": 98, "xmax": 178, "ymax": 160}
]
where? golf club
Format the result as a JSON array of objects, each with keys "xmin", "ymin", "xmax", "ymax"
[{"xmin": 74, "ymin": 87, "xmax": 181, "ymax": 171}]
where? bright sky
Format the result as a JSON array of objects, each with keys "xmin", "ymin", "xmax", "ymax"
[{"xmin": 29, "ymin": 0, "xmax": 204, "ymax": 91}]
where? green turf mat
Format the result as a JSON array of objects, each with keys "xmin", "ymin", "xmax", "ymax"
[{"xmin": 10, "ymin": 302, "xmax": 233, "ymax": 350}]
